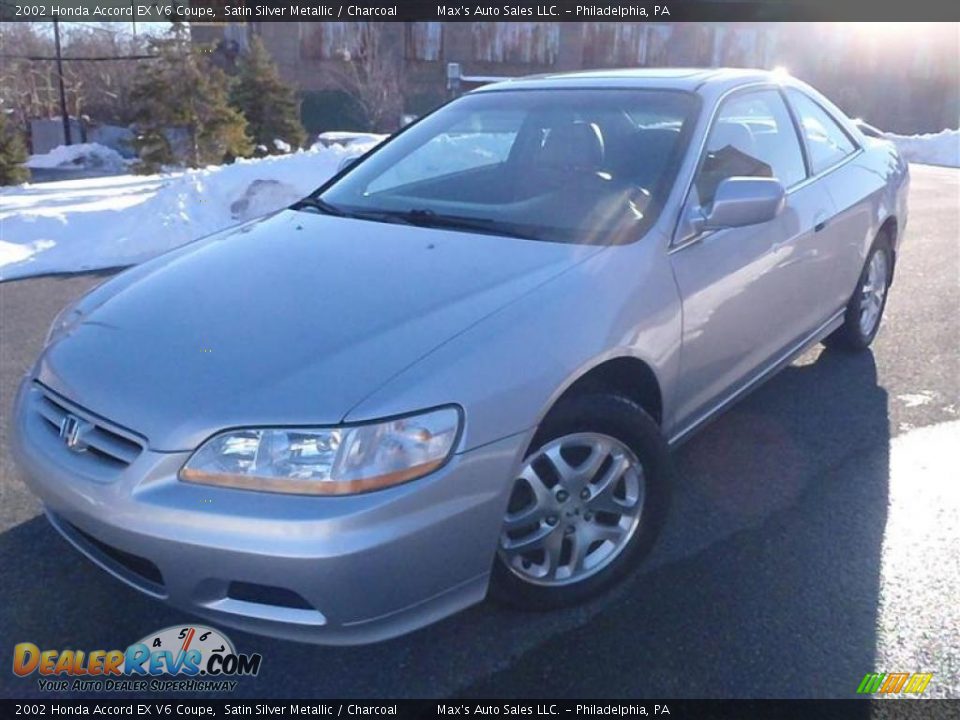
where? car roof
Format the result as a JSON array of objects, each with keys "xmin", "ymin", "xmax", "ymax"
[{"xmin": 471, "ymin": 67, "xmax": 783, "ymax": 94}]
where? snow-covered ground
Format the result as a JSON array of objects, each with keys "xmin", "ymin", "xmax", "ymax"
[
  {"xmin": 1, "ymin": 137, "xmax": 382, "ymax": 280},
  {"xmin": 884, "ymin": 129, "xmax": 960, "ymax": 169}
]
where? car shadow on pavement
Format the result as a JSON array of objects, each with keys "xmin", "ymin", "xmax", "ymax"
[
  {"xmin": 0, "ymin": 347, "xmax": 889, "ymax": 702},
  {"xmin": 462, "ymin": 346, "xmax": 892, "ymax": 700}
]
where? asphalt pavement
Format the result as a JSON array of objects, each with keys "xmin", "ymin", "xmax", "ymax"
[{"xmin": 0, "ymin": 165, "xmax": 957, "ymax": 699}]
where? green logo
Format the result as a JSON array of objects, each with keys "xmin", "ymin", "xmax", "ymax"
[{"xmin": 857, "ymin": 672, "xmax": 932, "ymax": 695}]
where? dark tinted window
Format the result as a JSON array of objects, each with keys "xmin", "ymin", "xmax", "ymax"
[
  {"xmin": 695, "ymin": 89, "xmax": 806, "ymax": 207},
  {"xmin": 787, "ymin": 89, "xmax": 858, "ymax": 174}
]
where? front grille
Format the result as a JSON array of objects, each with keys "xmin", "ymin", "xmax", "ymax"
[{"xmin": 33, "ymin": 383, "xmax": 144, "ymax": 471}]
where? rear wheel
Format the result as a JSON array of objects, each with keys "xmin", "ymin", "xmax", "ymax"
[
  {"xmin": 490, "ymin": 393, "xmax": 671, "ymax": 609},
  {"xmin": 824, "ymin": 237, "xmax": 893, "ymax": 351}
]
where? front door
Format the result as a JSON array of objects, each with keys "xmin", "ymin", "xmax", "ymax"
[{"xmin": 668, "ymin": 87, "xmax": 834, "ymax": 436}]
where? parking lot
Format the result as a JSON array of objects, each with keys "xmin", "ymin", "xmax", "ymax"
[{"xmin": 1, "ymin": 164, "xmax": 957, "ymax": 699}]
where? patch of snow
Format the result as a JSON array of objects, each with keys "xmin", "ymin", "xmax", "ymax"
[
  {"xmin": 897, "ymin": 392, "xmax": 936, "ymax": 408},
  {"xmin": 26, "ymin": 143, "xmax": 131, "ymax": 173},
  {"xmin": 0, "ymin": 139, "xmax": 382, "ymax": 280},
  {"xmin": 273, "ymin": 138, "xmax": 292, "ymax": 153},
  {"xmin": 884, "ymin": 129, "xmax": 959, "ymax": 168},
  {"xmin": 314, "ymin": 131, "xmax": 386, "ymax": 148},
  {"xmin": 229, "ymin": 178, "xmax": 302, "ymax": 220},
  {"xmin": 0, "ymin": 240, "xmax": 37, "ymax": 267}
]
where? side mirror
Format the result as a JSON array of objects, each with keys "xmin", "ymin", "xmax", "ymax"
[
  {"xmin": 337, "ymin": 155, "xmax": 361, "ymax": 173},
  {"xmin": 699, "ymin": 177, "xmax": 786, "ymax": 231}
]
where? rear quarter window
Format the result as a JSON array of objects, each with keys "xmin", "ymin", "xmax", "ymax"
[{"xmin": 786, "ymin": 89, "xmax": 859, "ymax": 175}]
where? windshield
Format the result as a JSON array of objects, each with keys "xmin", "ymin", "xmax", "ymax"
[{"xmin": 313, "ymin": 89, "xmax": 698, "ymax": 245}]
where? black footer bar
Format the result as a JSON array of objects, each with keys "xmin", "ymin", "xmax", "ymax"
[{"xmin": 3, "ymin": 699, "xmax": 959, "ymax": 720}]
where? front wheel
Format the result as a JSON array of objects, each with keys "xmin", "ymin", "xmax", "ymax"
[
  {"xmin": 489, "ymin": 393, "xmax": 671, "ymax": 609},
  {"xmin": 824, "ymin": 238, "xmax": 893, "ymax": 352}
]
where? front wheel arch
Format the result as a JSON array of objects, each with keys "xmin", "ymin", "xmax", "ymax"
[{"xmin": 550, "ymin": 355, "xmax": 665, "ymax": 428}]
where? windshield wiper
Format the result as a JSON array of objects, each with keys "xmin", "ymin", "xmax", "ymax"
[
  {"xmin": 402, "ymin": 208, "xmax": 492, "ymax": 227},
  {"xmin": 290, "ymin": 196, "xmax": 349, "ymax": 216},
  {"xmin": 368, "ymin": 208, "xmax": 540, "ymax": 241},
  {"xmin": 291, "ymin": 202, "xmax": 541, "ymax": 241}
]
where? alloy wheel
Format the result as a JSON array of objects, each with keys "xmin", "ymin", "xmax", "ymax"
[
  {"xmin": 499, "ymin": 432, "xmax": 646, "ymax": 586},
  {"xmin": 859, "ymin": 249, "xmax": 888, "ymax": 337}
]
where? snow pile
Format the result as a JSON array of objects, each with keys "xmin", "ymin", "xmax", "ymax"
[
  {"xmin": 26, "ymin": 142, "xmax": 131, "ymax": 173},
  {"xmin": 0, "ymin": 138, "xmax": 382, "ymax": 280},
  {"xmin": 885, "ymin": 129, "xmax": 959, "ymax": 168}
]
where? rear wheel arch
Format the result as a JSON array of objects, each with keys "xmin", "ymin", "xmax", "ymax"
[
  {"xmin": 824, "ymin": 231, "xmax": 893, "ymax": 352},
  {"xmin": 877, "ymin": 216, "xmax": 898, "ymax": 282}
]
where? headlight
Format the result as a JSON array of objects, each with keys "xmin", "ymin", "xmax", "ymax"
[{"xmin": 179, "ymin": 407, "xmax": 461, "ymax": 495}]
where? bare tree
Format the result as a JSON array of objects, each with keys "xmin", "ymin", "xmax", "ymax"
[
  {"xmin": 327, "ymin": 23, "xmax": 404, "ymax": 132},
  {"xmin": 0, "ymin": 22, "xmax": 150, "ymax": 130},
  {"xmin": 59, "ymin": 24, "xmax": 148, "ymax": 125},
  {"xmin": 0, "ymin": 23, "xmax": 58, "ymax": 127}
]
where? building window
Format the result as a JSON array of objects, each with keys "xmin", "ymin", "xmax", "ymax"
[
  {"xmin": 712, "ymin": 26, "xmax": 776, "ymax": 68},
  {"xmin": 472, "ymin": 22, "xmax": 560, "ymax": 65},
  {"xmin": 406, "ymin": 22, "xmax": 442, "ymax": 61},
  {"xmin": 300, "ymin": 22, "xmax": 366, "ymax": 61},
  {"xmin": 582, "ymin": 23, "xmax": 650, "ymax": 67},
  {"xmin": 645, "ymin": 25, "xmax": 672, "ymax": 66}
]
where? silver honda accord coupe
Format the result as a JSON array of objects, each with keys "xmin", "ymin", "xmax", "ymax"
[{"xmin": 12, "ymin": 69, "xmax": 909, "ymax": 644}]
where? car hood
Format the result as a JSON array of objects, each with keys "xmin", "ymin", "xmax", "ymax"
[{"xmin": 38, "ymin": 210, "xmax": 600, "ymax": 451}]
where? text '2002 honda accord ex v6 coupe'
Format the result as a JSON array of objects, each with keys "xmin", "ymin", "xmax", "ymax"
[{"xmin": 13, "ymin": 69, "xmax": 908, "ymax": 644}]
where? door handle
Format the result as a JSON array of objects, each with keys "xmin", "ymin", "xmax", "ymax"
[{"xmin": 814, "ymin": 212, "xmax": 829, "ymax": 233}]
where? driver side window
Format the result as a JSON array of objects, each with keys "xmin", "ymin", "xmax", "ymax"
[{"xmin": 695, "ymin": 89, "xmax": 806, "ymax": 208}]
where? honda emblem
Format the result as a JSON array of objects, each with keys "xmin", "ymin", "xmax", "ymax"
[{"xmin": 59, "ymin": 414, "xmax": 87, "ymax": 452}]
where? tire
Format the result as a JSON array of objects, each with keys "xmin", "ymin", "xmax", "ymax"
[
  {"xmin": 823, "ymin": 235, "xmax": 893, "ymax": 352},
  {"xmin": 489, "ymin": 393, "xmax": 672, "ymax": 609}
]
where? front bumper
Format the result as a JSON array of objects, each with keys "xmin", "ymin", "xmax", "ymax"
[{"xmin": 11, "ymin": 380, "xmax": 527, "ymax": 644}]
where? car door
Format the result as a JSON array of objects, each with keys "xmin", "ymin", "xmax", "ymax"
[{"xmin": 668, "ymin": 87, "xmax": 836, "ymax": 436}]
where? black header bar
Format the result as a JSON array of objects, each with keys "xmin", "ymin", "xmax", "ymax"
[{"xmin": 1, "ymin": 0, "xmax": 958, "ymax": 22}]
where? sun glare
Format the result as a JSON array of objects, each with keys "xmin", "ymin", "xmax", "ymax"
[{"xmin": 853, "ymin": 22, "xmax": 937, "ymax": 39}]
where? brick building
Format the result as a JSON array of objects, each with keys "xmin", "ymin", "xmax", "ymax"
[{"xmin": 191, "ymin": 22, "xmax": 958, "ymax": 136}]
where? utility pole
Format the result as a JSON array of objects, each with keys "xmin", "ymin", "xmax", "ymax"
[{"xmin": 52, "ymin": 18, "xmax": 72, "ymax": 145}]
